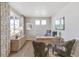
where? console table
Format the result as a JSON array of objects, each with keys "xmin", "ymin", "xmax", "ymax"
[{"xmin": 10, "ymin": 36, "xmax": 26, "ymax": 51}]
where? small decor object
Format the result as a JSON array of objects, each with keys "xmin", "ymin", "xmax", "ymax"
[
  {"xmin": 59, "ymin": 32, "xmax": 61, "ymax": 37},
  {"xmin": 55, "ymin": 16, "xmax": 65, "ymax": 30},
  {"xmin": 15, "ymin": 35, "xmax": 18, "ymax": 39},
  {"xmin": 52, "ymin": 31, "xmax": 57, "ymax": 37},
  {"xmin": 45, "ymin": 30, "xmax": 51, "ymax": 36}
]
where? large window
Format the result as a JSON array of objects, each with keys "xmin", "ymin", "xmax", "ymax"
[{"xmin": 10, "ymin": 16, "xmax": 19, "ymax": 36}]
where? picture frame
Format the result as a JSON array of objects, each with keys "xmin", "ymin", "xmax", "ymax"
[
  {"xmin": 26, "ymin": 23, "xmax": 32, "ymax": 30},
  {"xmin": 55, "ymin": 16, "xmax": 65, "ymax": 30}
]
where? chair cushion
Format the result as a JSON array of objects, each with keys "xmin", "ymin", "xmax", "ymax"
[
  {"xmin": 71, "ymin": 40, "xmax": 79, "ymax": 57},
  {"xmin": 63, "ymin": 39, "xmax": 76, "ymax": 56}
]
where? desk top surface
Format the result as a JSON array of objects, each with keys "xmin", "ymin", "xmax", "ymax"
[{"xmin": 36, "ymin": 36, "xmax": 55, "ymax": 39}]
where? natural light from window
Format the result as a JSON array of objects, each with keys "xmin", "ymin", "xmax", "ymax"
[
  {"xmin": 35, "ymin": 20, "xmax": 40, "ymax": 25},
  {"xmin": 10, "ymin": 16, "xmax": 19, "ymax": 36},
  {"xmin": 35, "ymin": 20, "xmax": 46, "ymax": 25},
  {"xmin": 41, "ymin": 20, "xmax": 46, "ymax": 25}
]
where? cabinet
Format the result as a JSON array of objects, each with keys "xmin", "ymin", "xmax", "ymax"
[{"xmin": 10, "ymin": 36, "xmax": 26, "ymax": 51}]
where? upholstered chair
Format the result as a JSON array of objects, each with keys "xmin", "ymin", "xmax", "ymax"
[{"xmin": 32, "ymin": 41, "xmax": 48, "ymax": 57}]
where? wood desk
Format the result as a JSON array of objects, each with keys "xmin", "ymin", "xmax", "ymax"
[{"xmin": 34, "ymin": 36, "xmax": 57, "ymax": 45}]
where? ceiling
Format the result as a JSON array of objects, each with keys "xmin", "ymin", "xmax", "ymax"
[{"xmin": 8, "ymin": 2, "xmax": 69, "ymax": 17}]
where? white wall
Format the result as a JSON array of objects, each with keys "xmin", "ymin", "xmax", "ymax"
[
  {"xmin": 51, "ymin": 3, "xmax": 79, "ymax": 40},
  {"xmin": 25, "ymin": 17, "xmax": 51, "ymax": 37}
]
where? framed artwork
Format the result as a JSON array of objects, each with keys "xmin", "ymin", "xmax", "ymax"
[
  {"xmin": 26, "ymin": 23, "xmax": 32, "ymax": 30},
  {"xmin": 55, "ymin": 16, "xmax": 65, "ymax": 30}
]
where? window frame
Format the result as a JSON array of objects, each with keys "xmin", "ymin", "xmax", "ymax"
[
  {"xmin": 35, "ymin": 20, "xmax": 40, "ymax": 25},
  {"xmin": 10, "ymin": 16, "xmax": 20, "ymax": 36}
]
